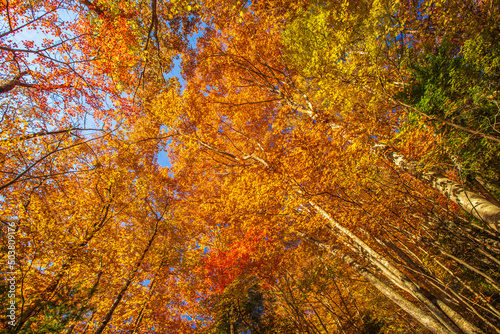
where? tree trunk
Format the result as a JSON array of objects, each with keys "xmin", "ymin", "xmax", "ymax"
[
  {"xmin": 376, "ymin": 144, "xmax": 500, "ymax": 232},
  {"xmin": 298, "ymin": 232, "xmax": 454, "ymax": 334},
  {"xmin": 308, "ymin": 201, "xmax": 482, "ymax": 334}
]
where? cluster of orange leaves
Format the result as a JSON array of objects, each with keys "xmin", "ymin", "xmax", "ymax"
[{"xmin": 202, "ymin": 228, "xmax": 278, "ymax": 293}]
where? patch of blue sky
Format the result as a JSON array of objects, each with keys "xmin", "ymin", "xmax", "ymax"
[
  {"xmin": 156, "ymin": 30, "xmax": 202, "ymax": 168},
  {"xmin": 3, "ymin": 6, "xmax": 79, "ymax": 52},
  {"xmin": 139, "ymin": 279, "xmax": 151, "ymax": 287},
  {"xmin": 156, "ymin": 139, "xmax": 172, "ymax": 168}
]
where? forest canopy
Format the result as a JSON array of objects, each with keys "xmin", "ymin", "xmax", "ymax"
[{"xmin": 2, "ymin": 0, "xmax": 500, "ymax": 333}]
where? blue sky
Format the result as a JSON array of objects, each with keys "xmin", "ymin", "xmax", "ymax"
[{"xmin": 156, "ymin": 31, "xmax": 202, "ymax": 168}]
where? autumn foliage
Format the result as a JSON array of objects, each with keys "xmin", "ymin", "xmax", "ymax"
[
  {"xmin": 2, "ymin": 1, "xmax": 500, "ymax": 333},
  {"xmin": 202, "ymin": 228, "xmax": 278, "ymax": 293}
]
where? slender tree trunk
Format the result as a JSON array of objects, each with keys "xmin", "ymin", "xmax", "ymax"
[
  {"xmin": 65, "ymin": 271, "xmax": 103, "ymax": 334},
  {"xmin": 308, "ymin": 201, "xmax": 479, "ymax": 334},
  {"xmin": 94, "ymin": 280, "xmax": 133, "ymax": 334},
  {"xmin": 383, "ymin": 240, "xmax": 489, "ymax": 334},
  {"xmin": 130, "ymin": 248, "xmax": 169, "ymax": 334},
  {"xmin": 82, "ymin": 313, "xmax": 94, "ymax": 334},
  {"xmin": 376, "ymin": 144, "xmax": 500, "ymax": 232},
  {"xmin": 298, "ymin": 232, "xmax": 453, "ymax": 334}
]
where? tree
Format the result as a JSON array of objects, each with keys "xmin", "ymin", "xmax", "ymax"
[
  {"xmin": 3, "ymin": 1, "xmax": 500, "ymax": 333},
  {"xmin": 1, "ymin": 112, "xmax": 202, "ymax": 333},
  {"xmin": 0, "ymin": 1, "xmax": 205, "ymax": 332},
  {"xmin": 154, "ymin": 0, "xmax": 500, "ymax": 332}
]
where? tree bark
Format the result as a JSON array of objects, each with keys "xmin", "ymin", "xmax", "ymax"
[
  {"xmin": 473, "ymin": 178, "xmax": 500, "ymax": 207},
  {"xmin": 375, "ymin": 144, "xmax": 500, "ymax": 232},
  {"xmin": 268, "ymin": 79, "xmax": 500, "ymax": 233},
  {"xmin": 308, "ymin": 201, "xmax": 478, "ymax": 334},
  {"xmin": 298, "ymin": 233, "xmax": 454, "ymax": 334}
]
